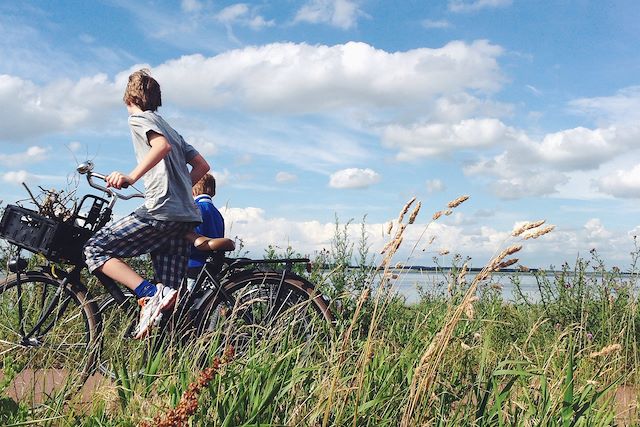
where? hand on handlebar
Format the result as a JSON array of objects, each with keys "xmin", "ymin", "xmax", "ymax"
[{"xmin": 105, "ymin": 171, "xmax": 133, "ymax": 189}]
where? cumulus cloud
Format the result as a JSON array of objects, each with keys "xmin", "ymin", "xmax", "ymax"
[
  {"xmin": 275, "ymin": 171, "xmax": 297, "ymax": 183},
  {"xmin": 596, "ymin": 164, "xmax": 640, "ymax": 198},
  {"xmin": 154, "ymin": 40, "xmax": 505, "ymax": 113},
  {"xmin": 533, "ymin": 126, "xmax": 625, "ymax": 171},
  {"xmin": 0, "ymin": 146, "xmax": 49, "ymax": 166},
  {"xmin": 329, "ymin": 168, "xmax": 380, "ymax": 189},
  {"xmin": 382, "ymin": 118, "xmax": 515, "ymax": 160},
  {"xmin": 2, "ymin": 170, "xmax": 32, "ymax": 184},
  {"xmin": 448, "ymin": 0, "xmax": 512, "ymax": 13},
  {"xmin": 294, "ymin": 0, "xmax": 363, "ymax": 29},
  {"xmin": 0, "ymin": 73, "xmax": 121, "ymax": 142}
]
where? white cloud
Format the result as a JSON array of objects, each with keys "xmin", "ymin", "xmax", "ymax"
[
  {"xmin": 569, "ymin": 86, "xmax": 640, "ymax": 124},
  {"xmin": 275, "ymin": 171, "xmax": 297, "ymax": 183},
  {"xmin": 0, "ymin": 145, "xmax": 49, "ymax": 166},
  {"xmin": 426, "ymin": 179, "xmax": 445, "ymax": 193},
  {"xmin": 596, "ymin": 164, "xmax": 640, "ymax": 198},
  {"xmin": 2, "ymin": 170, "xmax": 32, "ymax": 184},
  {"xmin": 448, "ymin": 0, "xmax": 512, "ymax": 13},
  {"xmin": 215, "ymin": 3, "xmax": 274, "ymax": 29},
  {"xmin": 584, "ymin": 218, "xmax": 612, "ymax": 240},
  {"xmin": 533, "ymin": 126, "xmax": 624, "ymax": 171},
  {"xmin": 212, "ymin": 168, "xmax": 231, "ymax": 186},
  {"xmin": 217, "ymin": 4, "xmax": 249, "ymax": 22},
  {"xmin": 382, "ymin": 118, "xmax": 515, "ymax": 159},
  {"xmin": 329, "ymin": 168, "xmax": 380, "ymax": 189},
  {"xmin": 294, "ymin": 0, "xmax": 363, "ymax": 29},
  {"xmin": 0, "ymin": 73, "xmax": 121, "ymax": 142},
  {"xmin": 154, "ymin": 40, "xmax": 504, "ymax": 114}
]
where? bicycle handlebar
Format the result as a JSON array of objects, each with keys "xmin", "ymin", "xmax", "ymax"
[{"xmin": 76, "ymin": 161, "xmax": 144, "ymax": 202}]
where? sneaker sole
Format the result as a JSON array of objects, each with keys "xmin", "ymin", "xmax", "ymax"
[{"xmin": 134, "ymin": 290, "xmax": 178, "ymax": 339}]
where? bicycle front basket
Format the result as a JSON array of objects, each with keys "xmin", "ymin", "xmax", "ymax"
[{"xmin": 0, "ymin": 204, "xmax": 93, "ymax": 264}]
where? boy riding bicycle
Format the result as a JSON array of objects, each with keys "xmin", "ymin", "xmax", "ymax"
[
  {"xmin": 84, "ymin": 69, "xmax": 209, "ymax": 339},
  {"xmin": 186, "ymin": 173, "xmax": 225, "ymax": 291}
]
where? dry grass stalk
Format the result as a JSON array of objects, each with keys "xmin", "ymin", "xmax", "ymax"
[
  {"xmin": 408, "ymin": 202, "xmax": 421, "ymax": 224},
  {"xmin": 589, "ymin": 344, "xmax": 622, "ymax": 358},
  {"xmin": 386, "ymin": 221, "xmax": 393, "ymax": 235},
  {"xmin": 457, "ymin": 263, "xmax": 468, "ymax": 286},
  {"xmin": 496, "ymin": 258, "xmax": 519, "ymax": 270},
  {"xmin": 512, "ymin": 220, "xmax": 545, "ymax": 237},
  {"xmin": 397, "ymin": 196, "xmax": 416, "ymax": 224},
  {"xmin": 400, "ymin": 226, "xmax": 546, "ymax": 426},
  {"xmin": 447, "ymin": 195, "xmax": 469, "ymax": 209},
  {"xmin": 439, "ymin": 249, "xmax": 450, "ymax": 256},
  {"xmin": 444, "ymin": 209, "xmax": 453, "ymax": 216},
  {"xmin": 433, "ymin": 211, "xmax": 443, "ymax": 220},
  {"xmin": 488, "ymin": 245, "xmax": 522, "ymax": 270},
  {"xmin": 464, "ymin": 296, "xmax": 478, "ymax": 319},
  {"xmin": 522, "ymin": 225, "xmax": 556, "ymax": 240}
]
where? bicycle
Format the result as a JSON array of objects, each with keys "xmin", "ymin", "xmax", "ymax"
[{"xmin": 0, "ymin": 161, "xmax": 333, "ymax": 387}]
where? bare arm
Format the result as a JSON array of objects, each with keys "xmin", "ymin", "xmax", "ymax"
[
  {"xmin": 188, "ymin": 153, "xmax": 210, "ymax": 185},
  {"xmin": 106, "ymin": 130, "xmax": 171, "ymax": 189}
]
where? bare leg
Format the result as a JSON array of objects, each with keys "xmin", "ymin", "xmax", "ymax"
[{"xmin": 96, "ymin": 258, "xmax": 144, "ymax": 291}]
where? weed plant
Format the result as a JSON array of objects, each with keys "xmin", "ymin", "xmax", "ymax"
[{"xmin": 0, "ymin": 205, "xmax": 638, "ymax": 425}]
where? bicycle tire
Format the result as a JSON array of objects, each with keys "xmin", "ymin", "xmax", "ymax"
[
  {"xmin": 197, "ymin": 271, "xmax": 333, "ymax": 353},
  {"xmin": 0, "ymin": 271, "xmax": 99, "ymax": 388}
]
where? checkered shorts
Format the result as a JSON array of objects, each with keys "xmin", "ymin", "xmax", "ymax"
[{"xmin": 83, "ymin": 212, "xmax": 196, "ymax": 289}]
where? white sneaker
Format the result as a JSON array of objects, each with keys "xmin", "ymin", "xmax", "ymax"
[{"xmin": 134, "ymin": 284, "xmax": 177, "ymax": 339}]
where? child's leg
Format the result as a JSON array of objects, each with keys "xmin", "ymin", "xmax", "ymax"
[
  {"xmin": 84, "ymin": 213, "xmax": 177, "ymax": 293},
  {"xmin": 97, "ymin": 258, "xmax": 144, "ymax": 291},
  {"xmin": 151, "ymin": 223, "xmax": 193, "ymax": 289}
]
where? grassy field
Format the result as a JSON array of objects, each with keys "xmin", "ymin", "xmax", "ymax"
[{"xmin": 0, "ymin": 199, "xmax": 639, "ymax": 426}]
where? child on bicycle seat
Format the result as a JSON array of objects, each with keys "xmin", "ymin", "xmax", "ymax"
[
  {"xmin": 186, "ymin": 173, "xmax": 225, "ymax": 291},
  {"xmin": 83, "ymin": 69, "xmax": 209, "ymax": 339}
]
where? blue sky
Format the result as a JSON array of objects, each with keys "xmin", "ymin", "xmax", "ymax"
[{"xmin": 1, "ymin": 0, "xmax": 640, "ymax": 269}]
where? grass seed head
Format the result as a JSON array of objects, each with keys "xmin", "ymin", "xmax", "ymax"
[
  {"xmin": 408, "ymin": 201, "xmax": 421, "ymax": 224},
  {"xmin": 590, "ymin": 344, "xmax": 622, "ymax": 358},
  {"xmin": 512, "ymin": 220, "xmax": 546, "ymax": 237},
  {"xmin": 433, "ymin": 211, "xmax": 443, "ymax": 220},
  {"xmin": 523, "ymin": 225, "xmax": 556, "ymax": 240},
  {"xmin": 447, "ymin": 195, "xmax": 469, "ymax": 209},
  {"xmin": 397, "ymin": 196, "xmax": 416, "ymax": 224}
]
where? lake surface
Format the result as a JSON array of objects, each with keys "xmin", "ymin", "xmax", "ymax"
[{"xmin": 381, "ymin": 269, "xmax": 638, "ymax": 305}]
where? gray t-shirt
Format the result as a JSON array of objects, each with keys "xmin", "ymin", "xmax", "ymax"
[{"xmin": 128, "ymin": 111, "xmax": 202, "ymax": 223}]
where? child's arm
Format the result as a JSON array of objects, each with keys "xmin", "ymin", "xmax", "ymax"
[
  {"xmin": 188, "ymin": 153, "xmax": 210, "ymax": 185},
  {"xmin": 106, "ymin": 131, "xmax": 171, "ymax": 189}
]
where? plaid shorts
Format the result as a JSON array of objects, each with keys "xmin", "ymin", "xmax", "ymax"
[{"xmin": 83, "ymin": 212, "xmax": 196, "ymax": 289}]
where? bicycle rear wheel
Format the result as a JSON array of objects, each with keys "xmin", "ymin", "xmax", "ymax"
[
  {"xmin": 0, "ymin": 271, "xmax": 99, "ymax": 388},
  {"xmin": 198, "ymin": 271, "xmax": 333, "ymax": 353}
]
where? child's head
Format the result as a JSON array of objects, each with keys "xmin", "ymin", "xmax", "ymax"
[
  {"xmin": 193, "ymin": 173, "xmax": 216, "ymax": 197},
  {"xmin": 123, "ymin": 69, "xmax": 162, "ymax": 111}
]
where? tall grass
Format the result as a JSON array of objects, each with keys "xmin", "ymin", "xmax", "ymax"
[{"xmin": 0, "ymin": 200, "xmax": 638, "ymax": 426}]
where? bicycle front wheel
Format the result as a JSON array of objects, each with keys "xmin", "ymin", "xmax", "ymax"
[
  {"xmin": 198, "ymin": 271, "xmax": 333, "ymax": 353},
  {"xmin": 0, "ymin": 271, "xmax": 99, "ymax": 387}
]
